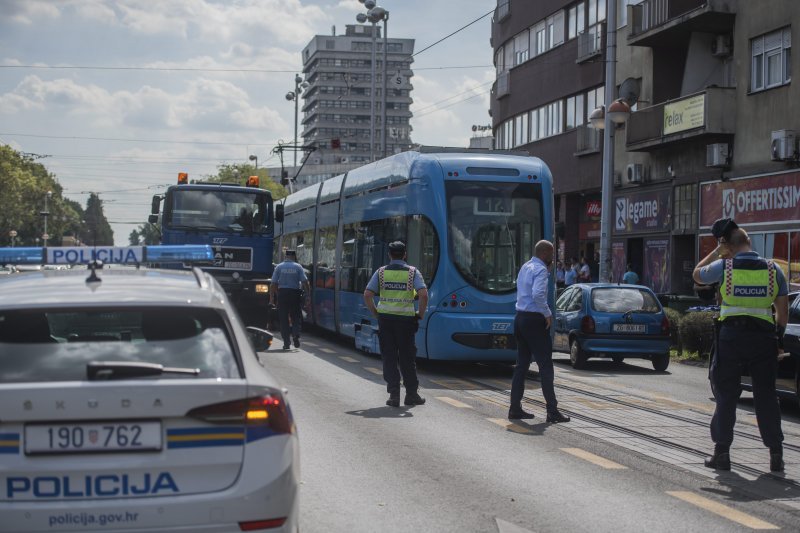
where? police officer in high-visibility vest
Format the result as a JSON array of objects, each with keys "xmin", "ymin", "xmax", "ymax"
[
  {"xmin": 693, "ymin": 221, "xmax": 787, "ymax": 472},
  {"xmin": 363, "ymin": 241, "xmax": 428, "ymax": 407},
  {"xmin": 270, "ymin": 250, "xmax": 310, "ymax": 350}
]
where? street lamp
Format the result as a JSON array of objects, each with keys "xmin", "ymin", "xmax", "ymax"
[
  {"xmin": 285, "ymin": 74, "xmax": 310, "ymax": 168},
  {"xmin": 41, "ymin": 190, "xmax": 52, "ymax": 248},
  {"xmin": 589, "ymin": 0, "xmax": 630, "ymax": 283},
  {"xmin": 249, "ymin": 154, "xmax": 258, "ymax": 169},
  {"xmin": 357, "ymin": 1, "xmax": 389, "ymax": 160},
  {"xmin": 9, "ymin": 230, "xmax": 17, "ymax": 248}
]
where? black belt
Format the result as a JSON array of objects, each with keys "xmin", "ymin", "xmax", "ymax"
[
  {"xmin": 720, "ymin": 316, "xmax": 774, "ymax": 333},
  {"xmin": 517, "ymin": 311, "xmax": 546, "ymax": 318}
]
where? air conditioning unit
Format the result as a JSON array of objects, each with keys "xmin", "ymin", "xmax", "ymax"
[
  {"xmin": 711, "ymin": 34, "xmax": 731, "ymax": 57},
  {"xmin": 771, "ymin": 129, "xmax": 797, "ymax": 161},
  {"xmin": 626, "ymin": 163, "xmax": 644, "ymax": 184},
  {"xmin": 706, "ymin": 143, "xmax": 730, "ymax": 168}
]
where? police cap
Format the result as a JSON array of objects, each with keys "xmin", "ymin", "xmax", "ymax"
[
  {"xmin": 285, "ymin": 250, "xmax": 297, "ymax": 258},
  {"xmin": 711, "ymin": 218, "xmax": 739, "ymax": 241},
  {"xmin": 388, "ymin": 241, "xmax": 406, "ymax": 254}
]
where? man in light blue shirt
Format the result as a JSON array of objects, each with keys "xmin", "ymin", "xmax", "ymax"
[
  {"xmin": 508, "ymin": 240, "xmax": 569, "ymax": 423},
  {"xmin": 622, "ymin": 264, "xmax": 639, "ymax": 284},
  {"xmin": 564, "ymin": 257, "xmax": 578, "ymax": 286},
  {"xmin": 271, "ymin": 250, "xmax": 310, "ymax": 349}
]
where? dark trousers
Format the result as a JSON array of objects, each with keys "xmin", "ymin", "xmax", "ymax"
[
  {"xmin": 277, "ymin": 289, "xmax": 302, "ymax": 345},
  {"xmin": 710, "ymin": 326, "xmax": 783, "ymax": 449},
  {"xmin": 377, "ymin": 316, "xmax": 419, "ymax": 394},
  {"xmin": 511, "ymin": 312, "xmax": 558, "ymax": 412}
]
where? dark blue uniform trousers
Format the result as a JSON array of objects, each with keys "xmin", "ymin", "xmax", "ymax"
[
  {"xmin": 377, "ymin": 316, "xmax": 419, "ymax": 394},
  {"xmin": 277, "ymin": 288, "xmax": 303, "ymax": 345},
  {"xmin": 711, "ymin": 325, "xmax": 784, "ymax": 449},
  {"xmin": 511, "ymin": 311, "xmax": 558, "ymax": 413}
]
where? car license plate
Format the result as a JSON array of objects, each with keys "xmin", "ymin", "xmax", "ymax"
[
  {"xmin": 25, "ymin": 422, "xmax": 162, "ymax": 454},
  {"xmin": 612, "ymin": 324, "xmax": 646, "ymax": 333}
]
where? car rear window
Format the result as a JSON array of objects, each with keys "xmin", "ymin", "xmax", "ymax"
[
  {"xmin": 591, "ymin": 288, "xmax": 660, "ymax": 313},
  {"xmin": 0, "ymin": 307, "xmax": 240, "ymax": 383}
]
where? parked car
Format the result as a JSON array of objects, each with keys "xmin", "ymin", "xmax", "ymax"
[
  {"xmin": 741, "ymin": 295, "xmax": 800, "ymax": 406},
  {"xmin": 554, "ymin": 283, "xmax": 672, "ymax": 371}
]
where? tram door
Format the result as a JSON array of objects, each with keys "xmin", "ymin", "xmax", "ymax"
[{"xmin": 474, "ymin": 222, "xmax": 534, "ymax": 292}]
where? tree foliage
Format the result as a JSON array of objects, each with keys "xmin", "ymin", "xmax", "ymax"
[
  {"xmin": 0, "ymin": 146, "xmax": 114, "ymax": 246},
  {"xmin": 203, "ymin": 163, "xmax": 288, "ymax": 200},
  {"xmin": 80, "ymin": 193, "xmax": 114, "ymax": 246},
  {"xmin": 129, "ymin": 223, "xmax": 161, "ymax": 246}
]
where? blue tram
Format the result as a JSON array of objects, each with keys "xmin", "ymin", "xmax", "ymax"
[{"xmin": 275, "ymin": 148, "xmax": 555, "ymax": 362}]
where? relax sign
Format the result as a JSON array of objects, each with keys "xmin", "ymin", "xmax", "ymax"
[{"xmin": 663, "ymin": 94, "xmax": 705, "ymax": 135}]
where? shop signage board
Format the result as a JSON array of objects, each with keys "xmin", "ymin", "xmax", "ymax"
[
  {"xmin": 614, "ymin": 189, "xmax": 671, "ymax": 234},
  {"xmin": 663, "ymin": 93, "xmax": 705, "ymax": 135},
  {"xmin": 585, "ymin": 200, "xmax": 602, "ymax": 218},
  {"xmin": 700, "ymin": 171, "xmax": 800, "ymax": 227}
]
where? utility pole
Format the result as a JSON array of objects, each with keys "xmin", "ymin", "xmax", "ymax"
[
  {"xmin": 598, "ymin": 0, "xmax": 617, "ymax": 283},
  {"xmin": 382, "ymin": 11, "xmax": 389, "ymax": 158}
]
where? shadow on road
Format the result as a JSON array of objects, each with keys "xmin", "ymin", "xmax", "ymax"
[
  {"xmin": 700, "ymin": 471, "xmax": 800, "ymax": 503},
  {"xmin": 346, "ymin": 406, "xmax": 415, "ymax": 419},
  {"xmin": 552, "ymin": 354, "xmax": 673, "ymax": 376}
]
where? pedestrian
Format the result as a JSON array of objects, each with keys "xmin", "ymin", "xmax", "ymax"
[
  {"xmin": 270, "ymin": 250, "xmax": 310, "ymax": 350},
  {"xmin": 363, "ymin": 241, "xmax": 429, "ymax": 408},
  {"xmin": 622, "ymin": 263, "xmax": 639, "ymax": 285},
  {"xmin": 508, "ymin": 240, "xmax": 570, "ymax": 423},
  {"xmin": 692, "ymin": 219, "xmax": 787, "ymax": 472},
  {"xmin": 555, "ymin": 260, "xmax": 566, "ymax": 289},
  {"xmin": 564, "ymin": 257, "xmax": 578, "ymax": 286},
  {"xmin": 590, "ymin": 252, "xmax": 600, "ymax": 282},
  {"xmin": 578, "ymin": 256, "xmax": 592, "ymax": 283}
]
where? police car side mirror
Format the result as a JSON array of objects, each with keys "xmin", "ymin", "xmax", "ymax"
[
  {"xmin": 275, "ymin": 204, "xmax": 284, "ymax": 223},
  {"xmin": 246, "ymin": 326, "xmax": 273, "ymax": 352}
]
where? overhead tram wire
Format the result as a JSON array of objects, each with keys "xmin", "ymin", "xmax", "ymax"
[
  {"xmin": 411, "ymin": 80, "xmax": 494, "ymax": 115},
  {"xmin": 0, "ymin": 132, "xmax": 278, "ymax": 147},
  {"xmin": 411, "ymin": 8, "xmax": 495, "ymax": 58},
  {"xmin": 0, "ymin": 64, "xmax": 491, "ymax": 73}
]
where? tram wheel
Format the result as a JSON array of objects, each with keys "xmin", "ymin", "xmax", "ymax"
[{"xmin": 570, "ymin": 340, "xmax": 588, "ymax": 370}]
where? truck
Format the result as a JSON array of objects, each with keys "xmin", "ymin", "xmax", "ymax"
[{"xmin": 149, "ymin": 173, "xmax": 283, "ymax": 316}]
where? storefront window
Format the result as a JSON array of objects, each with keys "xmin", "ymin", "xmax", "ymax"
[
  {"xmin": 791, "ymin": 232, "xmax": 800, "ymax": 291},
  {"xmin": 673, "ymin": 184, "xmax": 697, "ymax": 231}
]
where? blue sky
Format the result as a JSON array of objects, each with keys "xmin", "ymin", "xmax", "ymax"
[{"xmin": 0, "ymin": 0, "xmax": 494, "ymax": 243}]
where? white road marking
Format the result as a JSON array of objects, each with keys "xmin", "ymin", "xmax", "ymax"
[{"xmin": 496, "ymin": 517, "xmax": 537, "ymax": 533}]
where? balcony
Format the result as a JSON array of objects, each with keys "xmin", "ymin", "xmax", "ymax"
[
  {"xmin": 496, "ymin": 71, "xmax": 510, "ymax": 99},
  {"xmin": 629, "ymin": 0, "xmax": 736, "ymax": 48},
  {"xmin": 576, "ymin": 24, "xmax": 603, "ymax": 63},
  {"xmin": 575, "ymin": 125, "xmax": 601, "ymax": 155},
  {"xmin": 493, "ymin": 0, "xmax": 510, "ymax": 23},
  {"xmin": 626, "ymin": 87, "xmax": 735, "ymax": 151}
]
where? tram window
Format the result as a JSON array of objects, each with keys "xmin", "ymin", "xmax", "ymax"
[
  {"xmin": 340, "ymin": 224, "xmax": 357, "ymax": 293},
  {"xmin": 316, "ymin": 227, "xmax": 337, "ymax": 289}
]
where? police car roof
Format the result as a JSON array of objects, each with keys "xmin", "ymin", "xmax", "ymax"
[{"xmin": 0, "ymin": 267, "xmax": 226, "ymax": 310}]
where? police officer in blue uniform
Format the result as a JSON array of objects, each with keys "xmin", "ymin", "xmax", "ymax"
[
  {"xmin": 693, "ymin": 220, "xmax": 787, "ymax": 472},
  {"xmin": 363, "ymin": 241, "xmax": 428, "ymax": 408},
  {"xmin": 509, "ymin": 240, "xmax": 570, "ymax": 423},
  {"xmin": 271, "ymin": 250, "xmax": 310, "ymax": 350}
]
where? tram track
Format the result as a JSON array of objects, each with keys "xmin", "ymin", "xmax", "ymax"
[{"xmin": 450, "ymin": 369, "xmax": 800, "ymax": 489}]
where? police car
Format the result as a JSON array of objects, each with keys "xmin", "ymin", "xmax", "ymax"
[{"xmin": 0, "ymin": 245, "xmax": 297, "ymax": 532}]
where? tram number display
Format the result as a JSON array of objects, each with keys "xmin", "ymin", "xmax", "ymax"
[
  {"xmin": 25, "ymin": 422, "xmax": 162, "ymax": 454},
  {"xmin": 473, "ymin": 197, "xmax": 515, "ymax": 216}
]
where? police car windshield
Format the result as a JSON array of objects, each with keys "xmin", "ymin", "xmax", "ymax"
[
  {"xmin": 446, "ymin": 181, "xmax": 543, "ymax": 294},
  {"xmin": 0, "ymin": 307, "xmax": 241, "ymax": 383},
  {"xmin": 166, "ymin": 189, "xmax": 269, "ymax": 234}
]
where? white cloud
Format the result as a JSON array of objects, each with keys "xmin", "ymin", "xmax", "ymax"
[{"xmin": 1, "ymin": 0, "xmax": 61, "ymax": 24}]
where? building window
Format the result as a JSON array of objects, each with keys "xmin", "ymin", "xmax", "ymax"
[
  {"xmin": 325, "ymin": 39, "xmax": 335, "ymax": 50},
  {"xmin": 568, "ymin": 6, "xmax": 578, "ymax": 40},
  {"xmin": 514, "ymin": 30, "xmax": 530, "ymax": 65},
  {"xmin": 673, "ymin": 184, "xmax": 697, "ymax": 231},
  {"xmin": 585, "ymin": 86, "xmax": 605, "ymax": 122},
  {"xmin": 751, "ymin": 27, "xmax": 792, "ymax": 92},
  {"xmin": 565, "ymin": 94, "xmax": 584, "ymax": 130}
]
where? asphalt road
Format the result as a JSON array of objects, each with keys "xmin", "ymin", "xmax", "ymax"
[{"xmin": 263, "ymin": 335, "xmax": 800, "ymax": 533}]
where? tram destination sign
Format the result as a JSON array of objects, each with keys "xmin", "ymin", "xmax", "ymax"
[{"xmin": 700, "ymin": 171, "xmax": 800, "ymax": 227}]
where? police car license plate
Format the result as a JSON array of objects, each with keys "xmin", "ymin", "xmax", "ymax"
[
  {"xmin": 612, "ymin": 324, "xmax": 646, "ymax": 333},
  {"xmin": 24, "ymin": 422, "xmax": 162, "ymax": 454}
]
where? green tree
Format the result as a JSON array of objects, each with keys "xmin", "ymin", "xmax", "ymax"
[
  {"xmin": 80, "ymin": 193, "xmax": 114, "ymax": 246},
  {"xmin": 128, "ymin": 223, "xmax": 161, "ymax": 245},
  {"xmin": 0, "ymin": 146, "xmax": 83, "ymax": 246},
  {"xmin": 204, "ymin": 163, "xmax": 288, "ymax": 200}
]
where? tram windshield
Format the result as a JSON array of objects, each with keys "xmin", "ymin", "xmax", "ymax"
[
  {"xmin": 446, "ymin": 181, "xmax": 543, "ymax": 294},
  {"xmin": 166, "ymin": 189, "xmax": 270, "ymax": 234}
]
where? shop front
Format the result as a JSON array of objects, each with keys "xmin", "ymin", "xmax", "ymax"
[
  {"xmin": 612, "ymin": 188, "xmax": 672, "ymax": 293},
  {"xmin": 700, "ymin": 170, "xmax": 800, "ymax": 291},
  {"xmin": 578, "ymin": 196, "xmax": 601, "ymax": 263}
]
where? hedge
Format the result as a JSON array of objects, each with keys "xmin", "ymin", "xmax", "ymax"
[
  {"xmin": 663, "ymin": 307, "xmax": 683, "ymax": 349},
  {"xmin": 677, "ymin": 311, "xmax": 716, "ymax": 357}
]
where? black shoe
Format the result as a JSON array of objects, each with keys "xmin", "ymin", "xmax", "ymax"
[
  {"xmin": 508, "ymin": 408, "xmax": 535, "ymax": 420},
  {"xmin": 770, "ymin": 449, "xmax": 784, "ymax": 472},
  {"xmin": 282, "ymin": 344, "xmax": 290, "ymax": 350},
  {"xmin": 293, "ymin": 337, "xmax": 300, "ymax": 348},
  {"xmin": 546, "ymin": 410, "xmax": 570, "ymax": 423},
  {"xmin": 704, "ymin": 451, "xmax": 731, "ymax": 471},
  {"xmin": 404, "ymin": 392, "xmax": 426, "ymax": 406},
  {"xmin": 386, "ymin": 392, "xmax": 400, "ymax": 408}
]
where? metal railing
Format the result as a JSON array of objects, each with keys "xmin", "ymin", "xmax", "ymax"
[
  {"xmin": 577, "ymin": 24, "xmax": 603, "ymax": 62},
  {"xmin": 576, "ymin": 124, "xmax": 601, "ymax": 153},
  {"xmin": 494, "ymin": 0, "xmax": 510, "ymax": 22},
  {"xmin": 630, "ymin": 0, "xmax": 707, "ymax": 36},
  {"xmin": 496, "ymin": 71, "xmax": 510, "ymax": 98}
]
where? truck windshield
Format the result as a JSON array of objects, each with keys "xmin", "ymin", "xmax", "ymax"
[
  {"xmin": 446, "ymin": 180, "xmax": 543, "ymax": 294},
  {"xmin": 166, "ymin": 189, "xmax": 270, "ymax": 233}
]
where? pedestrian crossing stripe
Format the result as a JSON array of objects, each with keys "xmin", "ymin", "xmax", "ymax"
[
  {"xmin": 487, "ymin": 418, "xmax": 535, "ymax": 435},
  {"xmin": 435, "ymin": 396, "xmax": 472, "ymax": 408},
  {"xmin": 666, "ymin": 491, "xmax": 779, "ymax": 530},
  {"xmin": 339, "ymin": 356, "xmax": 359, "ymax": 363},
  {"xmin": 364, "ymin": 367, "xmax": 383, "ymax": 375},
  {"xmin": 560, "ymin": 448, "xmax": 627, "ymax": 469}
]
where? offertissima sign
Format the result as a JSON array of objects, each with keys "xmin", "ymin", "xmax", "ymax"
[
  {"xmin": 614, "ymin": 189, "xmax": 672, "ymax": 234},
  {"xmin": 700, "ymin": 171, "xmax": 800, "ymax": 227}
]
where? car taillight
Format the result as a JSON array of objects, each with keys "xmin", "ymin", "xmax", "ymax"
[
  {"xmin": 239, "ymin": 518, "xmax": 287, "ymax": 531},
  {"xmin": 187, "ymin": 391, "xmax": 294, "ymax": 434},
  {"xmin": 581, "ymin": 316, "xmax": 595, "ymax": 334},
  {"xmin": 661, "ymin": 315, "xmax": 670, "ymax": 335}
]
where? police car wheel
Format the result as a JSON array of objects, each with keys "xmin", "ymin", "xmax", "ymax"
[
  {"xmin": 652, "ymin": 353, "xmax": 670, "ymax": 372},
  {"xmin": 570, "ymin": 340, "xmax": 588, "ymax": 370}
]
